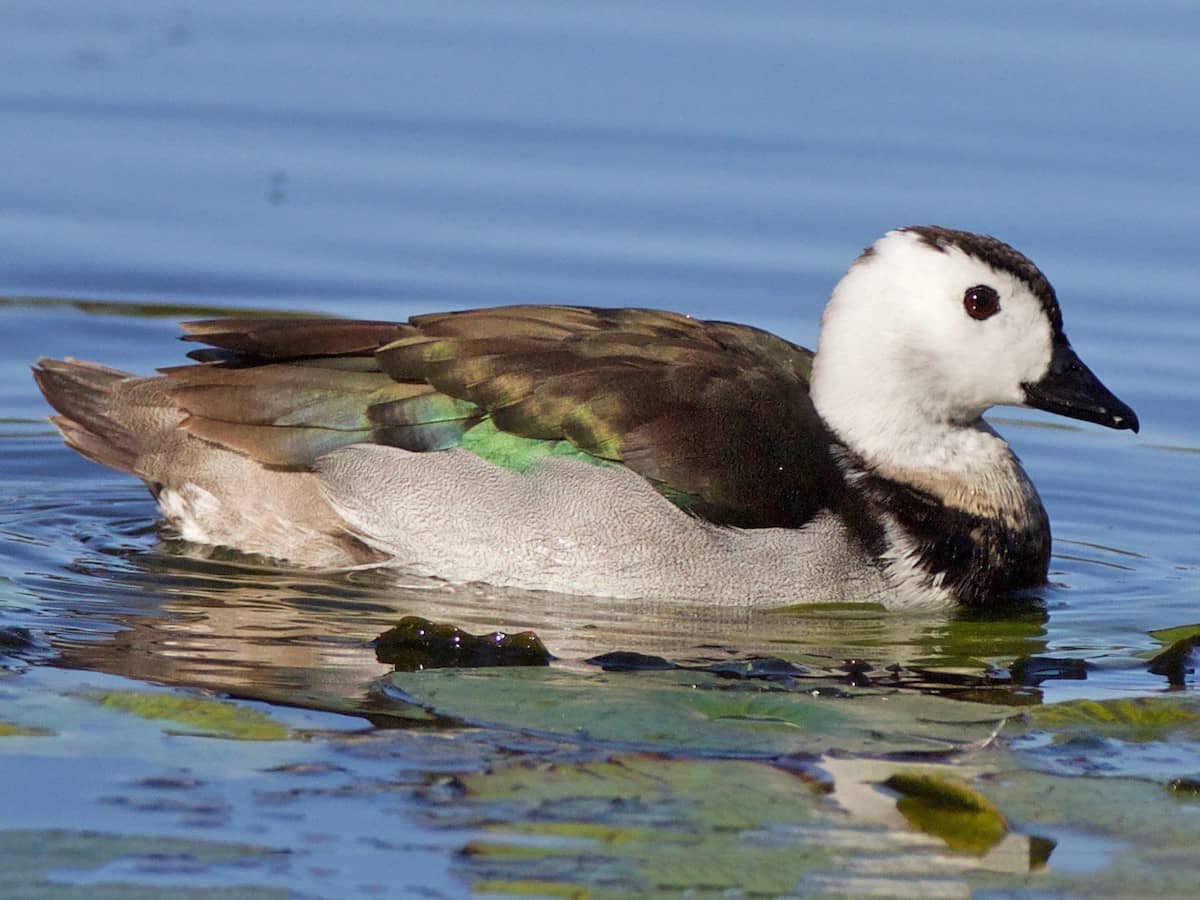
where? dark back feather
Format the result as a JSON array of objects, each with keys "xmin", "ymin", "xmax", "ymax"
[{"xmin": 169, "ymin": 306, "xmax": 841, "ymax": 527}]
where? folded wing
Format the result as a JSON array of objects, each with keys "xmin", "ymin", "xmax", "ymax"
[{"xmin": 170, "ymin": 306, "xmax": 842, "ymax": 528}]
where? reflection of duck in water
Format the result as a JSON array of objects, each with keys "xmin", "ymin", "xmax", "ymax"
[{"xmin": 34, "ymin": 227, "xmax": 1136, "ymax": 609}]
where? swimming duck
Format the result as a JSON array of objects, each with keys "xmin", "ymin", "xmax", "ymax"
[{"xmin": 33, "ymin": 226, "xmax": 1137, "ymax": 608}]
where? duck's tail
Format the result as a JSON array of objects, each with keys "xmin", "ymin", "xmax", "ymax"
[{"xmin": 32, "ymin": 358, "xmax": 145, "ymax": 474}]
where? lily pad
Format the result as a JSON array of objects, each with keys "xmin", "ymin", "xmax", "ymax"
[
  {"xmin": 374, "ymin": 616, "xmax": 552, "ymax": 671},
  {"xmin": 0, "ymin": 829, "xmax": 285, "ymax": 899},
  {"xmin": 449, "ymin": 751, "xmax": 1071, "ymax": 896},
  {"xmin": 968, "ymin": 768, "xmax": 1200, "ymax": 896},
  {"xmin": 1165, "ymin": 777, "xmax": 1200, "ymax": 798},
  {"xmin": 457, "ymin": 755, "xmax": 836, "ymax": 896},
  {"xmin": 585, "ymin": 651, "xmax": 676, "ymax": 672},
  {"xmin": 883, "ymin": 772, "xmax": 1008, "ymax": 854},
  {"xmin": 1148, "ymin": 623, "xmax": 1200, "ymax": 645},
  {"xmin": 1026, "ymin": 697, "xmax": 1200, "ymax": 741},
  {"xmin": 90, "ymin": 691, "xmax": 289, "ymax": 741},
  {"xmin": 0, "ymin": 720, "xmax": 51, "ymax": 737},
  {"xmin": 386, "ymin": 666, "xmax": 1014, "ymax": 757},
  {"xmin": 463, "ymin": 755, "xmax": 825, "ymax": 829},
  {"xmin": 1009, "ymin": 656, "xmax": 1088, "ymax": 686},
  {"xmin": 473, "ymin": 881, "xmax": 589, "ymax": 898},
  {"xmin": 1145, "ymin": 626, "xmax": 1200, "ymax": 687}
]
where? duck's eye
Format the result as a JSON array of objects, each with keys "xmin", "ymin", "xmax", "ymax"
[{"xmin": 963, "ymin": 285, "xmax": 1000, "ymax": 320}]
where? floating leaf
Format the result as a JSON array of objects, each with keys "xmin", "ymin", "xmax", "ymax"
[
  {"xmin": 91, "ymin": 691, "xmax": 289, "ymax": 740},
  {"xmin": 0, "ymin": 829, "xmax": 285, "ymax": 899},
  {"xmin": 1146, "ymin": 640, "xmax": 1197, "ymax": 688},
  {"xmin": 456, "ymin": 754, "xmax": 835, "ymax": 896},
  {"xmin": 1145, "ymin": 626, "xmax": 1200, "ymax": 688},
  {"xmin": 375, "ymin": 616, "xmax": 552, "ymax": 671},
  {"xmin": 387, "ymin": 666, "xmax": 1012, "ymax": 757},
  {"xmin": 585, "ymin": 651, "xmax": 676, "ymax": 672},
  {"xmin": 1027, "ymin": 697, "xmax": 1200, "ymax": 741},
  {"xmin": 1148, "ymin": 623, "xmax": 1200, "ymax": 645},
  {"xmin": 883, "ymin": 773, "xmax": 1008, "ymax": 854},
  {"xmin": 462, "ymin": 755, "xmax": 823, "ymax": 831},
  {"xmin": 1166, "ymin": 777, "xmax": 1200, "ymax": 798},
  {"xmin": 0, "ymin": 721, "xmax": 50, "ymax": 738},
  {"xmin": 700, "ymin": 656, "xmax": 809, "ymax": 679},
  {"xmin": 967, "ymin": 766, "xmax": 1200, "ymax": 895},
  {"xmin": 472, "ymin": 881, "xmax": 588, "ymax": 898},
  {"xmin": 1009, "ymin": 655, "xmax": 1088, "ymax": 686}
]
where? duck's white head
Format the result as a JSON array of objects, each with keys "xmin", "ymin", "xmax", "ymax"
[{"xmin": 810, "ymin": 226, "xmax": 1137, "ymax": 474}]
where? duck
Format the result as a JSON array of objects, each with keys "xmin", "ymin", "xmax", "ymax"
[{"xmin": 33, "ymin": 226, "xmax": 1138, "ymax": 609}]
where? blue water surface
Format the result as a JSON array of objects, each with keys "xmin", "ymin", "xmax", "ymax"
[{"xmin": 2, "ymin": 2, "xmax": 1199, "ymax": 896}]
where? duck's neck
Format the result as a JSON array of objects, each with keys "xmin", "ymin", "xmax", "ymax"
[
  {"xmin": 852, "ymin": 419, "xmax": 1038, "ymax": 524},
  {"xmin": 810, "ymin": 340, "xmax": 1037, "ymax": 520},
  {"xmin": 812, "ymin": 381, "xmax": 1051, "ymax": 603}
]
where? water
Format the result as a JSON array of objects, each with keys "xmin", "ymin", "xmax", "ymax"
[{"xmin": 2, "ymin": 3, "xmax": 1199, "ymax": 897}]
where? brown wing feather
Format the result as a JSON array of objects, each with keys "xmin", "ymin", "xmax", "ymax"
[
  {"xmin": 182, "ymin": 318, "xmax": 411, "ymax": 358},
  {"xmin": 166, "ymin": 305, "xmax": 839, "ymax": 527}
]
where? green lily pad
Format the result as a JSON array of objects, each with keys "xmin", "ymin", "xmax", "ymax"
[
  {"xmin": 1026, "ymin": 697, "xmax": 1200, "ymax": 741},
  {"xmin": 1144, "ymin": 624, "xmax": 1200, "ymax": 687},
  {"xmin": 462, "ymin": 755, "xmax": 825, "ymax": 830},
  {"xmin": 967, "ymin": 768, "xmax": 1200, "ymax": 896},
  {"xmin": 457, "ymin": 754, "xmax": 834, "ymax": 896},
  {"xmin": 0, "ymin": 721, "xmax": 51, "ymax": 737},
  {"xmin": 1148, "ymin": 623, "xmax": 1200, "ymax": 645},
  {"xmin": 450, "ymin": 751, "xmax": 1077, "ymax": 896},
  {"xmin": 883, "ymin": 772, "xmax": 1008, "ymax": 854},
  {"xmin": 90, "ymin": 691, "xmax": 289, "ymax": 741},
  {"xmin": 0, "ymin": 829, "xmax": 285, "ymax": 899},
  {"xmin": 387, "ymin": 665, "xmax": 1013, "ymax": 756},
  {"xmin": 1166, "ymin": 777, "xmax": 1200, "ymax": 798},
  {"xmin": 473, "ymin": 881, "xmax": 588, "ymax": 898}
]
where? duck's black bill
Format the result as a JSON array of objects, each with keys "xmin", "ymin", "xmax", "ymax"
[{"xmin": 1022, "ymin": 339, "xmax": 1139, "ymax": 432}]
